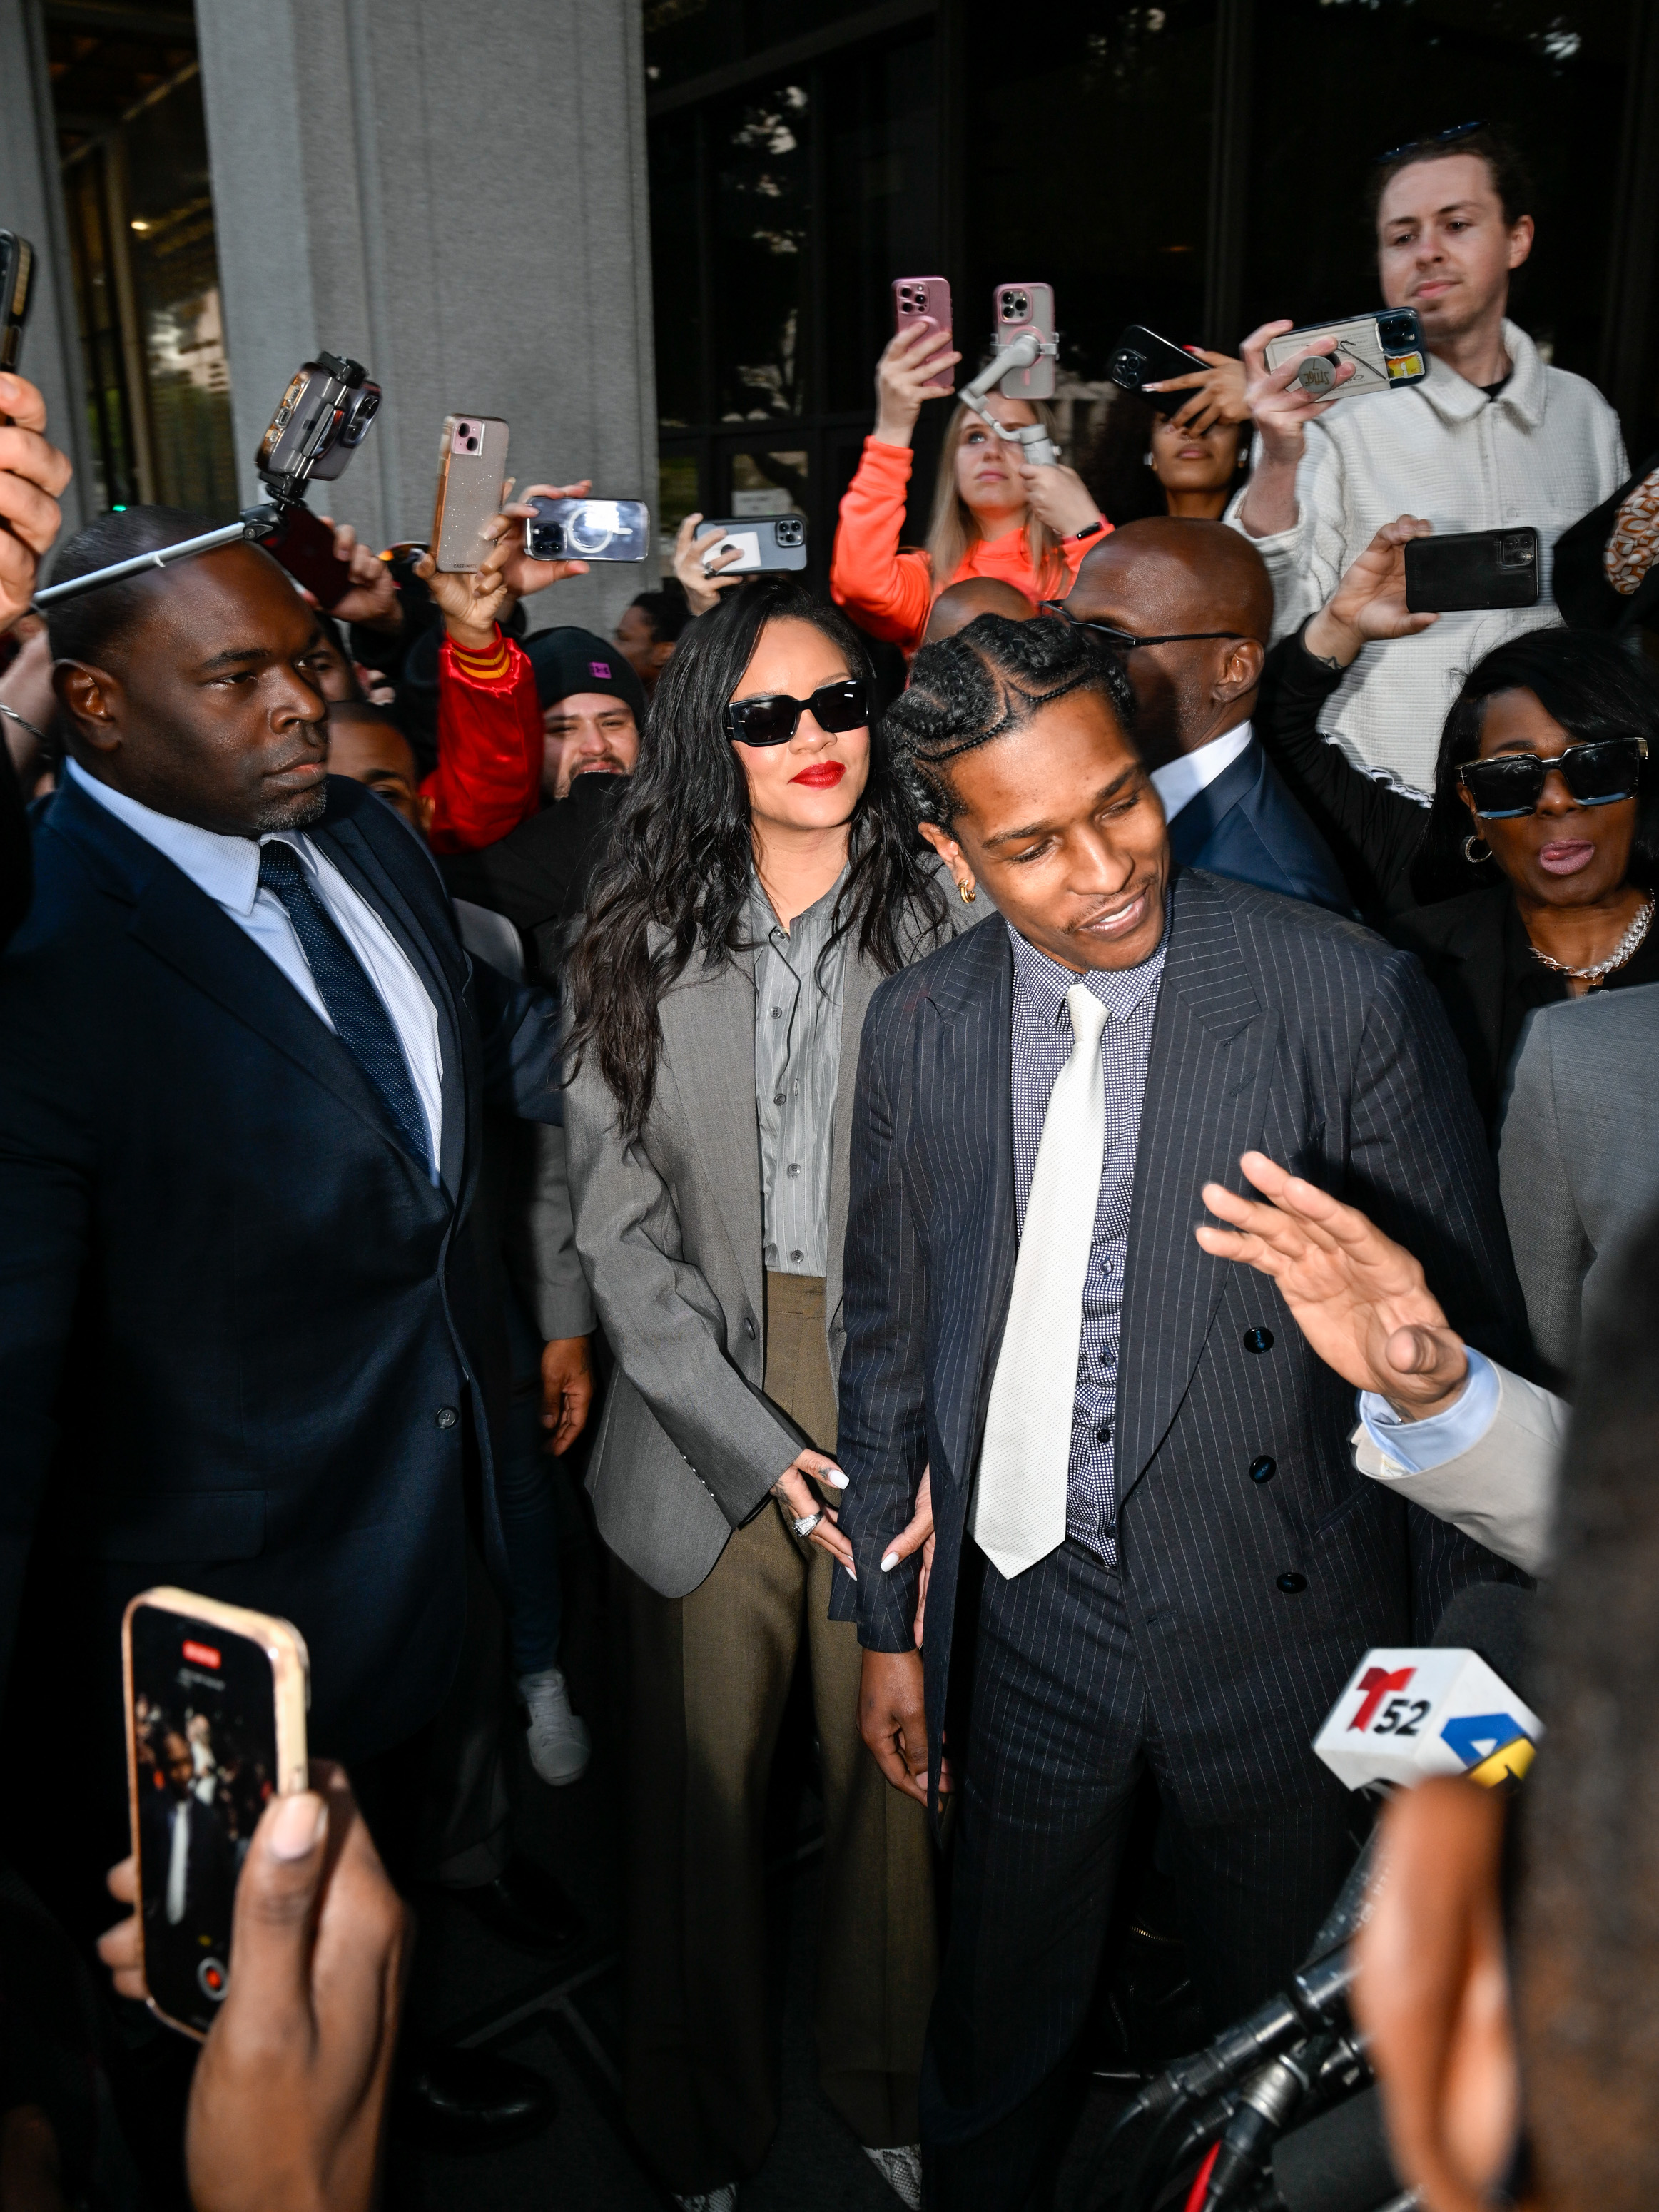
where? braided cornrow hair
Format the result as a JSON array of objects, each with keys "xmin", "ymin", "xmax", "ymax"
[{"xmin": 883, "ymin": 612, "xmax": 1137, "ymax": 826}]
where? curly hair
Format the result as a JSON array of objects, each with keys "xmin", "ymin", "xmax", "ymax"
[
  {"xmin": 883, "ymin": 612, "xmax": 1137, "ymax": 826},
  {"xmin": 564, "ymin": 579, "xmax": 950, "ymax": 1135}
]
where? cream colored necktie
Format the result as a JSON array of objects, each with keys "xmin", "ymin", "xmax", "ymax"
[{"xmin": 973, "ymin": 983, "xmax": 1107, "ymax": 1579}]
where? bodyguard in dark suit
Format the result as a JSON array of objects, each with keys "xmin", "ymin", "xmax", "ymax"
[
  {"xmin": 1055, "ymin": 515, "xmax": 1353, "ymax": 913},
  {"xmin": 833, "ymin": 616, "xmax": 1525, "ymax": 2206},
  {"xmin": 0, "ymin": 513, "xmax": 562, "ymax": 1868}
]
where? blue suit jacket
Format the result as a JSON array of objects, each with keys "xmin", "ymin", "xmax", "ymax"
[
  {"xmin": 1164, "ymin": 736, "xmax": 1353, "ymax": 915},
  {"xmin": 833, "ymin": 870, "xmax": 1526, "ymax": 1825},
  {"xmin": 0, "ymin": 773, "xmax": 562, "ymax": 1768}
]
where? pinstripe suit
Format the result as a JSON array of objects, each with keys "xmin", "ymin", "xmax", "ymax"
[{"xmin": 831, "ymin": 867, "xmax": 1528, "ymax": 2196}]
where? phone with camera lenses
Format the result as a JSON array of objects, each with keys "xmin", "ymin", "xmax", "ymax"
[
  {"xmin": 256, "ymin": 355, "xmax": 382, "ymax": 494},
  {"xmin": 1404, "ymin": 527, "xmax": 1541, "ymax": 614},
  {"xmin": 1107, "ymin": 324, "xmax": 1209, "ymax": 412},
  {"xmin": 0, "ymin": 232, "xmax": 34, "ymax": 382},
  {"xmin": 260, "ymin": 502, "xmax": 362, "ymax": 612},
  {"xmin": 432, "ymin": 414, "xmax": 509, "ymax": 572},
  {"xmin": 893, "ymin": 276, "xmax": 954, "ymax": 395},
  {"xmin": 525, "ymin": 497, "xmax": 650, "ymax": 563},
  {"xmin": 1264, "ymin": 309, "xmax": 1427, "ymax": 400},
  {"xmin": 694, "ymin": 516, "xmax": 807, "ymax": 574},
  {"xmin": 993, "ymin": 283, "xmax": 1056, "ymax": 401},
  {"xmin": 123, "ymin": 1588, "xmax": 310, "ymax": 2041}
]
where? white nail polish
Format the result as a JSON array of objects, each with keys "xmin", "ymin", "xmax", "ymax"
[
  {"xmin": 881, "ymin": 1553, "xmax": 898, "ymax": 1573},
  {"xmin": 825, "ymin": 1467, "xmax": 848, "ymax": 1488}
]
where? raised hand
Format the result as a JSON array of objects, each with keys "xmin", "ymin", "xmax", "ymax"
[
  {"xmin": 1305, "ymin": 516, "xmax": 1439, "ymax": 668},
  {"xmin": 1015, "ymin": 460, "xmax": 1105, "ymax": 539},
  {"xmin": 314, "ymin": 515, "xmax": 401, "ymax": 632},
  {"xmin": 873, "ymin": 321, "xmax": 963, "ymax": 447},
  {"xmin": 494, "ymin": 480, "xmax": 594, "ymax": 598},
  {"xmin": 673, "ymin": 512, "xmax": 743, "ymax": 616},
  {"xmin": 1143, "ymin": 349, "xmax": 1250, "ymax": 435},
  {"xmin": 0, "ymin": 371, "xmax": 73, "ymax": 629}
]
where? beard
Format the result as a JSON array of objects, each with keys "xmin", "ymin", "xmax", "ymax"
[{"xmin": 250, "ymin": 781, "xmax": 329, "ymax": 834}]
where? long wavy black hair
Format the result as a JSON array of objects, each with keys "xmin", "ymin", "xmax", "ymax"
[
  {"xmin": 565, "ymin": 579, "xmax": 950, "ymax": 1135},
  {"xmin": 1411, "ymin": 626, "xmax": 1659, "ymax": 904}
]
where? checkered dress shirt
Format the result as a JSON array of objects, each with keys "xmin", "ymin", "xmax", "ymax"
[{"xmin": 1008, "ymin": 920, "xmax": 1167, "ymax": 1563}]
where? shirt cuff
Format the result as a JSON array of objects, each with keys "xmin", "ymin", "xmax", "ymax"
[
  {"xmin": 1358, "ymin": 1347, "xmax": 1499, "ymax": 1473},
  {"xmin": 445, "ymin": 626, "xmax": 514, "ymax": 684}
]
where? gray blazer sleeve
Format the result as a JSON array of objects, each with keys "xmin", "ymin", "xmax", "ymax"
[
  {"xmin": 564, "ymin": 1054, "xmax": 801, "ymax": 1528},
  {"xmin": 1499, "ymin": 1012, "xmax": 1588, "ymax": 1381},
  {"xmin": 502, "ymin": 1122, "xmax": 596, "ymax": 1342}
]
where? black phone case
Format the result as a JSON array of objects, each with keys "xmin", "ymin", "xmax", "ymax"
[
  {"xmin": 263, "ymin": 502, "xmax": 358, "ymax": 612},
  {"xmin": 1404, "ymin": 528, "xmax": 1541, "ymax": 614},
  {"xmin": 1109, "ymin": 324, "xmax": 1205, "ymax": 406}
]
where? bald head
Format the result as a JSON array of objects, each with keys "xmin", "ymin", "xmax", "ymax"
[
  {"xmin": 923, "ymin": 576, "xmax": 1037, "ymax": 646},
  {"xmin": 1062, "ymin": 517, "xmax": 1273, "ymax": 767}
]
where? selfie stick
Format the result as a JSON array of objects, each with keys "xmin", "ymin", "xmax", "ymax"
[
  {"xmin": 32, "ymin": 505, "xmax": 284, "ymax": 612},
  {"xmin": 956, "ymin": 333, "xmax": 1060, "ymax": 467}
]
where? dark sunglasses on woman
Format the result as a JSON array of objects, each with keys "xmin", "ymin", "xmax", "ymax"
[
  {"xmin": 1458, "ymin": 734, "xmax": 1648, "ymax": 820},
  {"xmin": 724, "ymin": 678, "xmax": 871, "ymax": 747}
]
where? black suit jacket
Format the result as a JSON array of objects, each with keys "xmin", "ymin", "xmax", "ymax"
[
  {"xmin": 1552, "ymin": 450, "xmax": 1659, "ymax": 636},
  {"xmin": 833, "ymin": 870, "xmax": 1527, "ymax": 1825},
  {"xmin": 1165, "ymin": 737, "xmax": 1353, "ymax": 916},
  {"xmin": 0, "ymin": 773, "xmax": 562, "ymax": 1766}
]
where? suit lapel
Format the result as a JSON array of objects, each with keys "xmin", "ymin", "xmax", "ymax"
[
  {"xmin": 1115, "ymin": 872, "xmax": 1272, "ymax": 1508},
  {"xmin": 664, "ymin": 945, "xmax": 768, "ymax": 1331},
  {"xmin": 1165, "ymin": 747, "xmax": 1257, "ymax": 869}
]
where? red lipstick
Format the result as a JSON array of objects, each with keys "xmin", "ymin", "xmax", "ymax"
[{"xmin": 791, "ymin": 761, "xmax": 846, "ymax": 788}]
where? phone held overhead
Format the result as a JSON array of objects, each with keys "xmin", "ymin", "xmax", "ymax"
[
  {"xmin": 123, "ymin": 1588, "xmax": 310, "ymax": 2040},
  {"xmin": 1107, "ymin": 324, "xmax": 1210, "ymax": 410},
  {"xmin": 947, "ymin": 280, "xmax": 1062, "ymax": 468},
  {"xmin": 1404, "ymin": 526, "xmax": 1541, "ymax": 613},
  {"xmin": 431, "ymin": 413, "xmax": 510, "ymax": 572},
  {"xmin": 525, "ymin": 495, "xmax": 651, "ymax": 563},
  {"xmin": 0, "ymin": 230, "xmax": 34, "ymax": 380},
  {"xmin": 695, "ymin": 514, "xmax": 808, "ymax": 575},
  {"xmin": 1264, "ymin": 308, "xmax": 1428, "ymax": 398},
  {"xmin": 892, "ymin": 275, "xmax": 954, "ymax": 392}
]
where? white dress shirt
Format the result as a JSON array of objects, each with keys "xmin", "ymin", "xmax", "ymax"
[
  {"xmin": 1149, "ymin": 721, "xmax": 1255, "ymax": 826},
  {"xmin": 1227, "ymin": 321, "xmax": 1627, "ymax": 794},
  {"xmin": 66, "ymin": 759, "xmax": 444, "ymax": 1167}
]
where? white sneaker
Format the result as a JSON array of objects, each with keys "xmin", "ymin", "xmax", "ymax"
[
  {"xmin": 671, "ymin": 2191, "xmax": 736, "ymax": 2212},
  {"xmin": 863, "ymin": 2143, "xmax": 923, "ymax": 2208},
  {"xmin": 519, "ymin": 1668, "xmax": 592, "ymax": 1785}
]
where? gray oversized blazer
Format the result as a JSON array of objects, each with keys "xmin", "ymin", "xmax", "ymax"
[{"xmin": 566, "ymin": 881, "xmax": 972, "ymax": 1598}]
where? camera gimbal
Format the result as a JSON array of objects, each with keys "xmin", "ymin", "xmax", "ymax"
[{"xmin": 954, "ymin": 330, "xmax": 1060, "ymax": 468}]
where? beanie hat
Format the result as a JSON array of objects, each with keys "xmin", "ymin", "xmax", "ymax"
[{"xmin": 522, "ymin": 625, "xmax": 648, "ymax": 723}]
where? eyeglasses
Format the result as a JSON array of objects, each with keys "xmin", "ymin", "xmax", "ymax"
[
  {"xmin": 1458, "ymin": 736, "xmax": 1648, "ymax": 820},
  {"xmin": 1040, "ymin": 601, "xmax": 1247, "ymax": 652},
  {"xmin": 724, "ymin": 677, "xmax": 871, "ymax": 748},
  {"xmin": 1374, "ymin": 120, "xmax": 1486, "ymax": 167}
]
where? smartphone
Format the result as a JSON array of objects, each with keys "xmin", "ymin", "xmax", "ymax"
[
  {"xmin": 255, "ymin": 356, "xmax": 381, "ymax": 490},
  {"xmin": 123, "ymin": 1588, "xmax": 310, "ymax": 2040},
  {"xmin": 260, "ymin": 501, "xmax": 360, "ymax": 611},
  {"xmin": 1264, "ymin": 308, "xmax": 1428, "ymax": 400},
  {"xmin": 993, "ymin": 282, "xmax": 1056, "ymax": 401},
  {"xmin": 1404, "ymin": 527, "xmax": 1541, "ymax": 614},
  {"xmin": 0, "ymin": 232, "xmax": 33, "ymax": 379},
  {"xmin": 694, "ymin": 515, "xmax": 807, "ymax": 574},
  {"xmin": 893, "ymin": 276, "xmax": 954, "ymax": 395},
  {"xmin": 525, "ymin": 496, "xmax": 650, "ymax": 562},
  {"xmin": 432, "ymin": 414, "xmax": 509, "ymax": 572},
  {"xmin": 1107, "ymin": 324, "xmax": 1207, "ymax": 412}
]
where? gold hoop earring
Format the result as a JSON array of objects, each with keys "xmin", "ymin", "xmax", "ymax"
[
  {"xmin": 959, "ymin": 878, "xmax": 977, "ymax": 905},
  {"xmin": 1462, "ymin": 833, "xmax": 1492, "ymax": 866}
]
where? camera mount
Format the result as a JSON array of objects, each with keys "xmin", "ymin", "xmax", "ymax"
[
  {"xmin": 31, "ymin": 507, "xmax": 287, "ymax": 611},
  {"xmin": 955, "ymin": 331, "xmax": 1060, "ymax": 468}
]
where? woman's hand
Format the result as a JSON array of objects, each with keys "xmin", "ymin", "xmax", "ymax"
[
  {"xmin": 1143, "ymin": 349, "xmax": 1249, "ymax": 435},
  {"xmin": 773, "ymin": 1449, "xmax": 855, "ymax": 1575},
  {"xmin": 876, "ymin": 1464, "xmax": 935, "ymax": 1648},
  {"xmin": 313, "ymin": 516, "xmax": 401, "ymax": 634},
  {"xmin": 1304, "ymin": 516, "xmax": 1439, "ymax": 669},
  {"xmin": 873, "ymin": 323, "xmax": 962, "ymax": 449},
  {"xmin": 672, "ymin": 512, "xmax": 743, "ymax": 616},
  {"xmin": 494, "ymin": 480, "xmax": 593, "ymax": 598},
  {"xmin": 1015, "ymin": 460, "xmax": 1103, "ymax": 540}
]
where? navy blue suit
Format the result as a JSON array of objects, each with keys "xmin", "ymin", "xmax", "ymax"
[
  {"xmin": 0, "ymin": 773, "xmax": 562, "ymax": 1778},
  {"xmin": 1163, "ymin": 735, "xmax": 1353, "ymax": 914}
]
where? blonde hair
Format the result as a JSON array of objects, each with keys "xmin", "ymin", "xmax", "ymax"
[{"xmin": 923, "ymin": 399, "xmax": 1066, "ymax": 598}]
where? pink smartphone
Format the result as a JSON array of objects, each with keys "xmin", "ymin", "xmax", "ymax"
[
  {"xmin": 893, "ymin": 275, "xmax": 954, "ymax": 395},
  {"xmin": 993, "ymin": 282, "xmax": 1057, "ymax": 401}
]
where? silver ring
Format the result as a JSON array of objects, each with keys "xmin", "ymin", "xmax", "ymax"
[{"xmin": 792, "ymin": 1508, "xmax": 825, "ymax": 1540}]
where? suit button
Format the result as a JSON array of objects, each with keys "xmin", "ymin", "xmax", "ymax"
[
  {"xmin": 1249, "ymin": 1456, "xmax": 1276, "ymax": 1484},
  {"xmin": 1095, "ymin": 1422, "xmax": 1112, "ymax": 1444},
  {"xmin": 744, "ymin": 1316, "xmax": 757, "ymax": 1340},
  {"xmin": 1243, "ymin": 1327, "xmax": 1274, "ymax": 1355},
  {"xmin": 1276, "ymin": 1571, "xmax": 1307, "ymax": 1595},
  {"xmin": 436, "ymin": 1406, "xmax": 458, "ymax": 1430}
]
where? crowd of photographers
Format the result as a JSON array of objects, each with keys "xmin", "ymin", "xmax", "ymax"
[{"xmin": 4, "ymin": 113, "xmax": 1659, "ymax": 2212}]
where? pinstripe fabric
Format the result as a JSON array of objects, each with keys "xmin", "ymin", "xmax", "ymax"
[{"xmin": 833, "ymin": 867, "xmax": 1530, "ymax": 1828}]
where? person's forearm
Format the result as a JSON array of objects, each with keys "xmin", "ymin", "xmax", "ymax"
[{"xmin": 1237, "ymin": 450, "xmax": 1301, "ymax": 539}]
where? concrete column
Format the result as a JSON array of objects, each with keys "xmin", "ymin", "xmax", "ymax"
[
  {"xmin": 195, "ymin": 0, "xmax": 658, "ymax": 640},
  {"xmin": 0, "ymin": 0, "xmax": 94, "ymax": 539}
]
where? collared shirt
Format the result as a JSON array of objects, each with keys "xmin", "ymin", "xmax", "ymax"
[
  {"xmin": 1008, "ymin": 916, "xmax": 1168, "ymax": 1563},
  {"xmin": 750, "ymin": 870, "xmax": 849, "ymax": 1278},
  {"xmin": 1359, "ymin": 1347, "xmax": 1501, "ymax": 1473},
  {"xmin": 1227, "ymin": 320, "xmax": 1627, "ymax": 793},
  {"xmin": 65, "ymin": 758, "xmax": 444, "ymax": 1168},
  {"xmin": 1150, "ymin": 719, "xmax": 1255, "ymax": 826}
]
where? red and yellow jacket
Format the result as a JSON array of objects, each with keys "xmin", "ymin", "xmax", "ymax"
[{"xmin": 421, "ymin": 626, "xmax": 542, "ymax": 853}]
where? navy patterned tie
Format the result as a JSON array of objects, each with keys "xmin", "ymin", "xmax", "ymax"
[{"xmin": 257, "ymin": 838, "xmax": 432, "ymax": 1170}]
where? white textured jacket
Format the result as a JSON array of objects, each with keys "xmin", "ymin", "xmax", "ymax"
[{"xmin": 1229, "ymin": 321, "xmax": 1626, "ymax": 793}]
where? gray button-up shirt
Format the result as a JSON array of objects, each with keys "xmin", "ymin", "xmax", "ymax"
[
  {"xmin": 1008, "ymin": 920, "xmax": 1167, "ymax": 1563},
  {"xmin": 750, "ymin": 871, "xmax": 849, "ymax": 1277}
]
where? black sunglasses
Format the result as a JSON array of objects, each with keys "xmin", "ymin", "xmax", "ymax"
[
  {"xmin": 1458, "ymin": 736, "xmax": 1649, "ymax": 820},
  {"xmin": 1375, "ymin": 119, "xmax": 1486, "ymax": 167},
  {"xmin": 724, "ymin": 677, "xmax": 870, "ymax": 748},
  {"xmin": 1040, "ymin": 601, "xmax": 1247, "ymax": 652}
]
